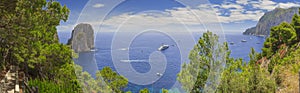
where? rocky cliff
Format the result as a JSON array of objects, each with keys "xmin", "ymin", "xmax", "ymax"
[
  {"xmin": 243, "ymin": 7, "xmax": 299, "ymax": 36},
  {"xmin": 67, "ymin": 23, "xmax": 94, "ymax": 52}
]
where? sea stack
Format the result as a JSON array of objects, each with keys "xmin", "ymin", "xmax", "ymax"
[{"xmin": 68, "ymin": 23, "xmax": 94, "ymax": 52}]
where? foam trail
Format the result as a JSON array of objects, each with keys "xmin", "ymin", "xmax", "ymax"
[{"xmin": 120, "ymin": 60, "xmax": 148, "ymax": 63}]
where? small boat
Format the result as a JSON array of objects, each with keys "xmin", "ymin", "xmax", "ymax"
[
  {"xmin": 241, "ymin": 39, "xmax": 247, "ymax": 42},
  {"xmin": 156, "ymin": 73, "xmax": 162, "ymax": 76},
  {"xmin": 158, "ymin": 44, "xmax": 169, "ymax": 51},
  {"xmin": 90, "ymin": 48, "xmax": 97, "ymax": 52},
  {"xmin": 119, "ymin": 48, "xmax": 128, "ymax": 51},
  {"xmin": 229, "ymin": 42, "xmax": 234, "ymax": 45}
]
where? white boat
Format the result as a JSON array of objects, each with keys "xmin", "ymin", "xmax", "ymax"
[
  {"xmin": 156, "ymin": 73, "xmax": 162, "ymax": 76},
  {"xmin": 158, "ymin": 44, "xmax": 169, "ymax": 51},
  {"xmin": 241, "ymin": 39, "xmax": 247, "ymax": 42},
  {"xmin": 90, "ymin": 48, "xmax": 97, "ymax": 52}
]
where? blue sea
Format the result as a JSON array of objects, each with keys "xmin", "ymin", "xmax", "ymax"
[{"xmin": 58, "ymin": 31, "xmax": 265, "ymax": 93}]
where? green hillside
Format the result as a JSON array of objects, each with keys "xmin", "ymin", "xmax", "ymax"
[{"xmin": 179, "ymin": 8, "xmax": 300, "ymax": 93}]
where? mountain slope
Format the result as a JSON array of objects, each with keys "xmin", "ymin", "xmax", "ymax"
[{"xmin": 243, "ymin": 7, "xmax": 299, "ymax": 36}]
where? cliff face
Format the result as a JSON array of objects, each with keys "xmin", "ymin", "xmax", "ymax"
[
  {"xmin": 68, "ymin": 23, "xmax": 94, "ymax": 52},
  {"xmin": 243, "ymin": 7, "xmax": 299, "ymax": 36}
]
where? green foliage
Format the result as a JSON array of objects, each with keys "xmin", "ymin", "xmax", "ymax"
[
  {"xmin": 139, "ymin": 88, "xmax": 150, "ymax": 93},
  {"xmin": 270, "ymin": 47, "xmax": 300, "ymax": 92},
  {"xmin": 178, "ymin": 8, "xmax": 300, "ymax": 93},
  {"xmin": 72, "ymin": 66, "xmax": 129, "ymax": 93},
  {"xmin": 262, "ymin": 22, "xmax": 297, "ymax": 58},
  {"xmin": 218, "ymin": 59, "xmax": 246, "ymax": 92},
  {"xmin": 273, "ymin": 22, "xmax": 297, "ymax": 44},
  {"xmin": 27, "ymin": 63, "xmax": 82, "ymax": 93},
  {"xmin": 95, "ymin": 70, "xmax": 114, "ymax": 93},
  {"xmin": 55, "ymin": 63, "xmax": 82, "ymax": 92},
  {"xmin": 74, "ymin": 65, "xmax": 113, "ymax": 93},
  {"xmin": 246, "ymin": 65, "xmax": 276, "ymax": 93},
  {"xmin": 291, "ymin": 14, "xmax": 300, "ymax": 40},
  {"xmin": 249, "ymin": 48, "xmax": 260, "ymax": 65},
  {"xmin": 28, "ymin": 79, "xmax": 80, "ymax": 93},
  {"xmin": 267, "ymin": 53, "xmax": 281, "ymax": 73},
  {"xmin": 218, "ymin": 51, "xmax": 276, "ymax": 93},
  {"xmin": 279, "ymin": 47, "xmax": 300, "ymax": 73},
  {"xmin": 0, "ymin": 0, "xmax": 84, "ymax": 92},
  {"xmin": 219, "ymin": 19, "xmax": 300, "ymax": 92},
  {"xmin": 178, "ymin": 31, "xmax": 278, "ymax": 93},
  {"xmin": 162, "ymin": 88, "xmax": 169, "ymax": 93},
  {"xmin": 262, "ymin": 8, "xmax": 300, "ymax": 73},
  {"xmin": 177, "ymin": 31, "xmax": 228, "ymax": 93},
  {"xmin": 99, "ymin": 67, "xmax": 128, "ymax": 93},
  {"xmin": 0, "ymin": 0, "xmax": 71, "ymax": 73},
  {"xmin": 82, "ymin": 71, "xmax": 98, "ymax": 92}
]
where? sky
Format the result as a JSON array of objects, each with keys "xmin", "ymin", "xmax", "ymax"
[{"xmin": 56, "ymin": 0, "xmax": 300, "ymax": 33}]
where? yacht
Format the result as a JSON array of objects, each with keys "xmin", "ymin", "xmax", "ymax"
[
  {"xmin": 158, "ymin": 44, "xmax": 169, "ymax": 51},
  {"xmin": 156, "ymin": 73, "xmax": 162, "ymax": 76},
  {"xmin": 90, "ymin": 48, "xmax": 97, "ymax": 52},
  {"xmin": 241, "ymin": 39, "xmax": 247, "ymax": 42}
]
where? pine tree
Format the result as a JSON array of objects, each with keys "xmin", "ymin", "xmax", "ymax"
[{"xmin": 177, "ymin": 31, "xmax": 228, "ymax": 93}]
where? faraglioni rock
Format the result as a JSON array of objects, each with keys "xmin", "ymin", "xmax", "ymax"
[
  {"xmin": 68, "ymin": 23, "xmax": 94, "ymax": 52},
  {"xmin": 243, "ymin": 7, "xmax": 299, "ymax": 36}
]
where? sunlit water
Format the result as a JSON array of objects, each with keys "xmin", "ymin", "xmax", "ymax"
[{"xmin": 58, "ymin": 31, "xmax": 265, "ymax": 92}]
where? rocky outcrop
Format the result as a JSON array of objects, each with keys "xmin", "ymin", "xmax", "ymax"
[
  {"xmin": 67, "ymin": 23, "xmax": 94, "ymax": 52},
  {"xmin": 243, "ymin": 7, "xmax": 299, "ymax": 36}
]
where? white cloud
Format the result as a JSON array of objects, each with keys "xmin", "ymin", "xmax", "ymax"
[
  {"xmin": 92, "ymin": 3, "xmax": 104, "ymax": 8},
  {"xmin": 277, "ymin": 2, "xmax": 300, "ymax": 9},
  {"xmin": 99, "ymin": 5, "xmax": 265, "ymax": 32},
  {"xmin": 57, "ymin": 24, "xmax": 75, "ymax": 32},
  {"xmin": 252, "ymin": 0, "xmax": 277, "ymax": 11},
  {"xmin": 236, "ymin": 0, "xmax": 249, "ymax": 5},
  {"xmin": 58, "ymin": 0, "xmax": 300, "ymax": 32},
  {"xmin": 220, "ymin": 4, "xmax": 243, "ymax": 9},
  {"xmin": 215, "ymin": 0, "xmax": 299, "ymax": 23},
  {"xmin": 218, "ymin": 9, "xmax": 264, "ymax": 23},
  {"xmin": 250, "ymin": 0, "xmax": 300, "ymax": 11},
  {"xmin": 102, "ymin": 7, "xmax": 214, "ymax": 27}
]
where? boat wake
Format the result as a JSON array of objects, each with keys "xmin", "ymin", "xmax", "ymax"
[
  {"xmin": 120, "ymin": 59, "xmax": 148, "ymax": 63},
  {"xmin": 118, "ymin": 48, "xmax": 129, "ymax": 51}
]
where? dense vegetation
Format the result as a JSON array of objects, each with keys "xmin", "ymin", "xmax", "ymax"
[
  {"xmin": 0, "ymin": 0, "xmax": 83, "ymax": 92},
  {"xmin": 0, "ymin": 0, "xmax": 167, "ymax": 93},
  {"xmin": 2, "ymin": 0, "xmax": 300, "ymax": 93},
  {"xmin": 0, "ymin": 0, "xmax": 128, "ymax": 93},
  {"xmin": 179, "ymin": 8, "xmax": 300, "ymax": 93},
  {"xmin": 177, "ymin": 31, "xmax": 228, "ymax": 92}
]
